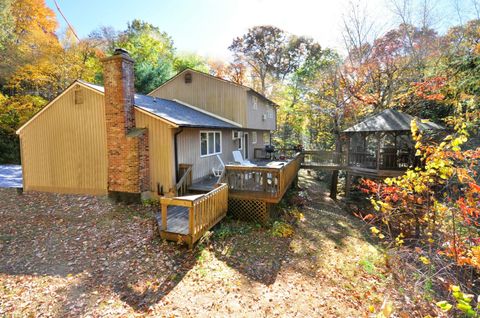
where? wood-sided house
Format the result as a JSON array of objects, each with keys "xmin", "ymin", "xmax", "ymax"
[
  {"xmin": 16, "ymin": 49, "xmax": 276, "ymax": 199},
  {"xmin": 16, "ymin": 49, "xmax": 301, "ymax": 247}
]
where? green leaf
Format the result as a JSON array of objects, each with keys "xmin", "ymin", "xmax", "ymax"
[
  {"xmin": 436, "ymin": 301, "xmax": 453, "ymax": 312},
  {"xmin": 457, "ymin": 299, "xmax": 473, "ymax": 312}
]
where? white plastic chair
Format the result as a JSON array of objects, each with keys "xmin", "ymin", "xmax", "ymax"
[
  {"xmin": 232, "ymin": 150, "xmax": 256, "ymax": 166},
  {"xmin": 212, "ymin": 154, "xmax": 225, "ymax": 177}
]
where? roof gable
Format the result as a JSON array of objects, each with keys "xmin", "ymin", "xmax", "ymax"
[
  {"xmin": 17, "ymin": 80, "xmax": 239, "ymax": 134},
  {"xmin": 344, "ymin": 109, "xmax": 444, "ymax": 133},
  {"xmin": 16, "ymin": 80, "xmax": 104, "ymax": 134},
  {"xmin": 149, "ymin": 68, "xmax": 277, "ymax": 106}
]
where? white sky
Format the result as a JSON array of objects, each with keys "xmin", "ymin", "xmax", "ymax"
[{"xmin": 47, "ymin": 0, "xmax": 476, "ymax": 60}]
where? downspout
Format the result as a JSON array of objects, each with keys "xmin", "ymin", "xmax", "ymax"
[{"xmin": 174, "ymin": 128, "xmax": 184, "ymax": 182}]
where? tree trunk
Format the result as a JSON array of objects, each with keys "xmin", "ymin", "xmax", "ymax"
[{"xmin": 330, "ymin": 125, "xmax": 342, "ymax": 200}]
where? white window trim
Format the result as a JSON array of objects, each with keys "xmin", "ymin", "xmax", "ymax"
[
  {"xmin": 252, "ymin": 131, "xmax": 257, "ymax": 144},
  {"xmin": 200, "ymin": 130, "xmax": 222, "ymax": 157}
]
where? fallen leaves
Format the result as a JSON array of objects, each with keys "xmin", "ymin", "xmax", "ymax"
[{"xmin": 0, "ymin": 171, "xmax": 435, "ymax": 317}]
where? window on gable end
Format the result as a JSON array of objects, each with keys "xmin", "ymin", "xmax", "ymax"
[
  {"xmin": 74, "ymin": 89, "xmax": 84, "ymax": 104},
  {"xmin": 184, "ymin": 72, "xmax": 192, "ymax": 84}
]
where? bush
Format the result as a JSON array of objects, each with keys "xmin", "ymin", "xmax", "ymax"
[
  {"xmin": 0, "ymin": 94, "xmax": 47, "ymax": 164},
  {"xmin": 270, "ymin": 221, "xmax": 294, "ymax": 238}
]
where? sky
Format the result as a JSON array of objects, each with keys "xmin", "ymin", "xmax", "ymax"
[{"xmin": 45, "ymin": 0, "xmax": 476, "ymax": 60}]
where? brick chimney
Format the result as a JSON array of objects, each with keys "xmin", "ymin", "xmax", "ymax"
[{"xmin": 102, "ymin": 48, "xmax": 149, "ymax": 202}]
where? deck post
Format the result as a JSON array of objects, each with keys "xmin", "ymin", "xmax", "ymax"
[
  {"xmin": 161, "ymin": 204, "xmax": 168, "ymax": 231},
  {"xmin": 188, "ymin": 206, "xmax": 194, "ymax": 238},
  {"xmin": 330, "ymin": 169, "xmax": 339, "ymax": 200}
]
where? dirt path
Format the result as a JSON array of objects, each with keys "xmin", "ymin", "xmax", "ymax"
[{"xmin": 0, "ymin": 172, "xmax": 416, "ymax": 317}]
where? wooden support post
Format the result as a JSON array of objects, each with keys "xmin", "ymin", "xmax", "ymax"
[
  {"xmin": 188, "ymin": 206, "xmax": 194, "ymax": 235},
  {"xmin": 188, "ymin": 207, "xmax": 194, "ymax": 249},
  {"xmin": 161, "ymin": 204, "xmax": 167, "ymax": 231},
  {"xmin": 330, "ymin": 170, "xmax": 339, "ymax": 200},
  {"xmin": 292, "ymin": 175, "xmax": 298, "ymax": 189},
  {"xmin": 345, "ymin": 172, "xmax": 351, "ymax": 198}
]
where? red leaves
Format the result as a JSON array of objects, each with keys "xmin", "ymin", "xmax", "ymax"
[
  {"xmin": 469, "ymin": 182, "xmax": 480, "ymax": 193},
  {"xmin": 412, "ymin": 76, "xmax": 447, "ymax": 101},
  {"xmin": 359, "ymin": 179, "xmax": 379, "ymax": 194}
]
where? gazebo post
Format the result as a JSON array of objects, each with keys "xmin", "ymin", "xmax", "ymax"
[
  {"xmin": 376, "ymin": 132, "xmax": 381, "ymax": 170},
  {"xmin": 345, "ymin": 134, "xmax": 350, "ymax": 166},
  {"xmin": 394, "ymin": 132, "xmax": 398, "ymax": 168}
]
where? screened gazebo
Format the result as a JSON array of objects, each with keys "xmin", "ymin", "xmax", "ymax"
[{"xmin": 343, "ymin": 109, "xmax": 444, "ymax": 173}]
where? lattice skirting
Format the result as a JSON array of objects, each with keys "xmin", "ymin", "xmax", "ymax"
[{"xmin": 228, "ymin": 198, "xmax": 271, "ymax": 224}]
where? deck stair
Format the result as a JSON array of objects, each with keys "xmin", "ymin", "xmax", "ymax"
[{"xmin": 157, "ymin": 183, "xmax": 228, "ymax": 248}]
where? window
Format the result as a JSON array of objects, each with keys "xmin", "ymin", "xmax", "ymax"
[
  {"xmin": 252, "ymin": 132, "xmax": 257, "ymax": 144},
  {"xmin": 200, "ymin": 131, "xmax": 222, "ymax": 156},
  {"xmin": 252, "ymin": 96, "xmax": 258, "ymax": 110},
  {"xmin": 215, "ymin": 132, "xmax": 221, "ymax": 152},
  {"xmin": 263, "ymin": 132, "xmax": 270, "ymax": 144},
  {"xmin": 267, "ymin": 109, "xmax": 274, "ymax": 119},
  {"xmin": 184, "ymin": 72, "xmax": 192, "ymax": 84},
  {"xmin": 74, "ymin": 89, "xmax": 84, "ymax": 104}
]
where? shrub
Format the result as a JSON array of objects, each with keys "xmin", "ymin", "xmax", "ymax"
[{"xmin": 271, "ymin": 221, "xmax": 294, "ymax": 238}]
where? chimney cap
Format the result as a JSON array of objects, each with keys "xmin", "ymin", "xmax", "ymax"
[
  {"xmin": 113, "ymin": 48, "xmax": 131, "ymax": 56},
  {"xmin": 101, "ymin": 48, "xmax": 134, "ymax": 63}
]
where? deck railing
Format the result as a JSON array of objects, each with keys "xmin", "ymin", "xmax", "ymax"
[
  {"xmin": 160, "ymin": 183, "xmax": 228, "ymax": 248},
  {"xmin": 254, "ymin": 148, "xmax": 300, "ymax": 160},
  {"xmin": 303, "ymin": 150, "xmax": 345, "ymax": 167},
  {"xmin": 225, "ymin": 153, "xmax": 303, "ymax": 203},
  {"xmin": 302, "ymin": 149, "xmax": 413, "ymax": 170},
  {"xmin": 176, "ymin": 164, "xmax": 192, "ymax": 196},
  {"xmin": 348, "ymin": 151, "xmax": 376, "ymax": 169}
]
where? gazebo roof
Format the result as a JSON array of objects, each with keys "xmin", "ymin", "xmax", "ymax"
[{"xmin": 344, "ymin": 109, "xmax": 444, "ymax": 133}]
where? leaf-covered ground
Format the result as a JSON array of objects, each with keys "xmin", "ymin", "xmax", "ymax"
[{"xmin": 0, "ymin": 172, "xmax": 429, "ymax": 317}]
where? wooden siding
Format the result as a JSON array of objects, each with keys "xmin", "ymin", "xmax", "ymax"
[
  {"xmin": 134, "ymin": 110, "xmax": 176, "ymax": 197},
  {"xmin": 149, "ymin": 70, "xmax": 248, "ymax": 126},
  {"xmin": 176, "ymin": 128, "xmax": 267, "ymax": 181},
  {"xmin": 18, "ymin": 84, "xmax": 108, "ymax": 195},
  {"xmin": 247, "ymin": 92, "xmax": 276, "ymax": 131}
]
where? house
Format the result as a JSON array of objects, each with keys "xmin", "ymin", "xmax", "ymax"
[
  {"xmin": 16, "ymin": 49, "xmax": 277, "ymax": 201},
  {"xmin": 16, "ymin": 49, "xmax": 302, "ymax": 247},
  {"xmin": 302, "ymin": 109, "xmax": 444, "ymax": 196}
]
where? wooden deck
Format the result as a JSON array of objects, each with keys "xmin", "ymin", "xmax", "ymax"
[
  {"xmin": 158, "ymin": 184, "xmax": 228, "ymax": 248},
  {"xmin": 188, "ymin": 175, "xmax": 218, "ymax": 193},
  {"xmin": 155, "ymin": 200, "xmax": 200, "ymax": 235},
  {"xmin": 225, "ymin": 153, "xmax": 303, "ymax": 204}
]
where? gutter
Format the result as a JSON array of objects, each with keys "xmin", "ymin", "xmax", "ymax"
[{"xmin": 174, "ymin": 128, "xmax": 184, "ymax": 182}]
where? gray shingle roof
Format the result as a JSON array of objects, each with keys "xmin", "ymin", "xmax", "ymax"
[
  {"xmin": 79, "ymin": 80, "xmax": 238, "ymax": 129},
  {"xmin": 344, "ymin": 109, "xmax": 444, "ymax": 133},
  {"xmin": 134, "ymin": 95, "xmax": 237, "ymax": 128}
]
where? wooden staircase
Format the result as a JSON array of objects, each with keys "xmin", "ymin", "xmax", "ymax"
[{"xmin": 157, "ymin": 184, "xmax": 228, "ymax": 248}]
